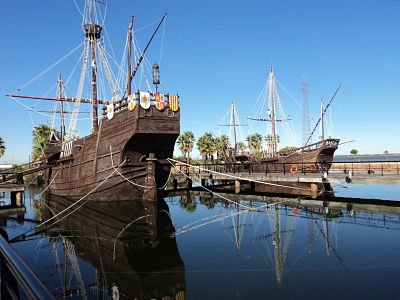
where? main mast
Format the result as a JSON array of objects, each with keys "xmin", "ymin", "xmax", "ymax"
[
  {"xmin": 268, "ymin": 66, "xmax": 278, "ymax": 157},
  {"xmin": 319, "ymin": 99, "xmax": 325, "ymax": 142},
  {"xmin": 56, "ymin": 73, "xmax": 65, "ymax": 141},
  {"xmin": 83, "ymin": 0, "xmax": 102, "ymax": 132},
  {"xmin": 231, "ymin": 101, "xmax": 238, "ymax": 152},
  {"xmin": 126, "ymin": 16, "xmax": 134, "ymax": 96}
]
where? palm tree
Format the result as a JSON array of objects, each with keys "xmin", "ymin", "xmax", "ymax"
[
  {"xmin": 215, "ymin": 134, "xmax": 230, "ymax": 160},
  {"xmin": 197, "ymin": 132, "xmax": 216, "ymax": 162},
  {"xmin": 246, "ymin": 133, "xmax": 263, "ymax": 154},
  {"xmin": 0, "ymin": 137, "xmax": 5, "ymax": 158},
  {"xmin": 236, "ymin": 141, "xmax": 246, "ymax": 154},
  {"xmin": 176, "ymin": 131, "xmax": 195, "ymax": 161},
  {"xmin": 32, "ymin": 124, "xmax": 52, "ymax": 160}
]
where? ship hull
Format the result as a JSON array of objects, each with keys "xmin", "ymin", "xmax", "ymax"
[
  {"xmin": 44, "ymin": 103, "xmax": 180, "ymax": 201},
  {"xmin": 261, "ymin": 139, "xmax": 340, "ymax": 173}
]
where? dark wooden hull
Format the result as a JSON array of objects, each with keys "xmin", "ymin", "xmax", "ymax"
[
  {"xmin": 261, "ymin": 139, "xmax": 340, "ymax": 173},
  {"xmin": 45, "ymin": 104, "xmax": 180, "ymax": 201}
]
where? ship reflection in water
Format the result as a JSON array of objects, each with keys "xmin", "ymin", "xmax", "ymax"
[
  {"xmin": 2, "ymin": 186, "xmax": 400, "ymax": 299},
  {"xmin": 166, "ymin": 187, "xmax": 400, "ymax": 299},
  {"xmin": 35, "ymin": 194, "xmax": 185, "ymax": 299}
]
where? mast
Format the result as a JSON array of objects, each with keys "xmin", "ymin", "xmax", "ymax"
[
  {"xmin": 231, "ymin": 101, "xmax": 238, "ymax": 152},
  {"xmin": 304, "ymin": 85, "xmax": 341, "ymax": 146},
  {"xmin": 268, "ymin": 66, "xmax": 278, "ymax": 157},
  {"xmin": 83, "ymin": 0, "xmax": 102, "ymax": 132},
  {"xmin": 126, "ymin": 16, "xmax": 134, "ymax": 96},
  {"xmin": 219, "ymin": 101, "xmax": 247, "ymax": 154},
  {"xmin": 57, "ymin": 73, "xmax": 65, "ymax": 141},
  {"xmin": 131, "ymin": 13, "xmax": 167, "ymax": 80},
  {"xmin": 320, "ymin": 99, "xmax": 325, "ymax": 141}
]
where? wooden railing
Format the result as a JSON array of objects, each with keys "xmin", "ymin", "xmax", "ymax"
[{"xmin": 174, "ymin": 160, "xmax": 400, "ymax": 176}]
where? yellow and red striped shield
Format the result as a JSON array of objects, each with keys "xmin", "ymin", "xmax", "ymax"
[
  {"xmin": 169, "ymin": 94, "xmax": 179, "ymax": 112},
  {"xmin": 155, "ymin": 92, "xmax": 165, "ymax": 111}
]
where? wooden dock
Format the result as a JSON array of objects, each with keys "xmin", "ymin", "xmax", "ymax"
[
  {"xmin": 0, "ymin": 183, "xmax": 26, "ymax": 216},
  {"xmin": 169, "ymin": 160, "xmax": 400, "ymax": 198},
  {"xmin": 0, "ymin": 184, "xmax": 25, "ymax": 193}
]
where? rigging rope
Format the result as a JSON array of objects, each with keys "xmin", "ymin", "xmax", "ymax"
[
  {"xmin": 159, "ymin": 14, "xmax": 167, "ymax": 64},
  {"xmin": 8, "ymin": 95, "xmax": 93, "ymax": 121},
  {"xmin": 168, "ymin": 160, "xmax": 254, "ymax": 210},
  {"xmin": 167, "ymin": 158, "xmax": 311, "ymax": 192},
  {"xmin": 35, "ymin": 159, "xmax": 127, "ymax": 230},
  {"xmin": 16, "ymin": 42, "xmax": 84, "ymax": 92}
]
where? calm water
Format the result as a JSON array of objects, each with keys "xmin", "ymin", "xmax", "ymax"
[{"xmin": 1, "ymin": 183, "xmax": 400, "ymax": 299}]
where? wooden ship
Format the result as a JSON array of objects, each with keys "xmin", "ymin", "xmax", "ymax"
[
  {"xmin": 7, "ymin": 2, "xmax": 180, "ymax": 201},
  {"xmin": 224, "ymin": 66, "xmax": 340, "ymax": 173}
]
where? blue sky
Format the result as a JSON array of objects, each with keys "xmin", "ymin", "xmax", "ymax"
[{"xmin": 1, "ymin": 0, "xmax": 399, "ymax": 163}]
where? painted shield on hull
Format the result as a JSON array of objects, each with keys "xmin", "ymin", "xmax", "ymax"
[
  {"xmin": 169, "ymin": 94, "xmax": 179, "ymax": 112},
  {"xmin": 139, "ymin": 91, "xmax": 151, "ymax": 109},
  {"xmin": 155, "ymin": 92, "xmax": 165, "ymax": 111},
  {"xmin": 127, "ymin": 94, "xmax": 136, "ymax": 111},
  {"xmin": 106, "ymin": 103, "xmax": 114, "ymax": 120}
]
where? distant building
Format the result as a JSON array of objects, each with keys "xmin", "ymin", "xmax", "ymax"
[{"xmin": 0, "ymin": 164, "xmax": 13, "ymax": 170}]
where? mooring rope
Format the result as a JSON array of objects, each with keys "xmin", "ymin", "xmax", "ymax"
[
  {"xmin": 167, "ymin": 158, "xmax": 311, "ymax": 192},
  {"xmin": 174, "ymin": 210, "xmax": 248, "ymax": 236},
  {"xmin": 37, "ymin": 159, "xmax": 127, "ymax": 229},
  {"xmin": 176, "ymin": 210, "xmax": 243, "ymax": 234},
  {"xmin": 9, "ymin": 160, "xmax": 127, "ymax": 243},
  {"xmin": 158, "ymin": 167, "xmax": 173, "ymax": 190},
  {"xmin": 112, "ymin": 214, "xmax": 151, "ymax": 261},
  {"xmin": 109, "ymin": 146, "xmax": 148, "ymax": 188},
  {"xmin": 34, "ymin": 170, "xmax": 60, "ymax": 200},
  {"xmin": 169, "ymin": 161, "xmax": 254, "ymax": 210}
]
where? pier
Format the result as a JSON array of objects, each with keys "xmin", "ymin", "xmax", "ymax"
[{"xmin": 168, "ymin": 159, "xmax": 400, "ymax": 197}]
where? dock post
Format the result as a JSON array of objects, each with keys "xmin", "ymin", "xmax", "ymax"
[
  {"xmin": 250, "ymin": 181, "xmax": 255, "ymax": 193},
  {"xmin": 173, "ymin": 178, "xmax": 178, "ymax": 190},
  {"xmin": 144, "ymin": 153, "xmax": 157, "ymax": 202},
  {"xmin": 187, "ymin": 179, "xmax": 192, "ymax": 189},
  {"xmin": 235, "ymin": 180, "xmax": 240, "ymax": 194},
  {"xmin": 13, "ymin": 173, "xmax": 24, "ymax": 207},
  {"xmin": 10, "ymin": 192, "xmax": 16, "ymax": 207}
]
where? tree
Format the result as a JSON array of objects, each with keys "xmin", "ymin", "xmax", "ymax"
[
  {"xmin": 215, "ymin": 134, "xmax": 230, "ymax": 160},
  {"xmin": 384, "ymin": 150, "xmax": 389, "ymax": 155},
  {"xmin": 32, "ymin": 124, "xmax": 52, "ymax": 160},
  {"xmin": 236, "ymin": 141, "xmax": 246, "ymax": 153},
  {"xmin": 197, "ymin": 132, "xmax": 216, "ymax": 162},
  {"xmin": 246, "ymin": 133, "xmax": 263, "ymax": 154},
  {"xmin": 350, "ymin": 149, "xmax": 358, "ymax": 155},
  {"xmin": 176, "ymin": 131, "xmax": 195, "ymax": 161},
  {"xmin": 0, "ymin": 137, "xmax": 5, "ymax": 158},
  {"xmin": 278, "ymin": 146, "xmax": 298, "ymax": 156}
]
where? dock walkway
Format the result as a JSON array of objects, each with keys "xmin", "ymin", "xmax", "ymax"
[{"xmin": 171, "ymin": 160, "xmax": 400, "ymax": 185}]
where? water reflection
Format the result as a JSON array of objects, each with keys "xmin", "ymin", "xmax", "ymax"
[
  {"xmin": 169, "ymin": 189, "xmax": 400, "ymax": 295},
  {"xmin": 1, "ymin": 186, "xmax": 400, "ymax": 299},
  {"xmin": 9, "ymin": 193, "xmax": 186, "ymax": 299}
]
